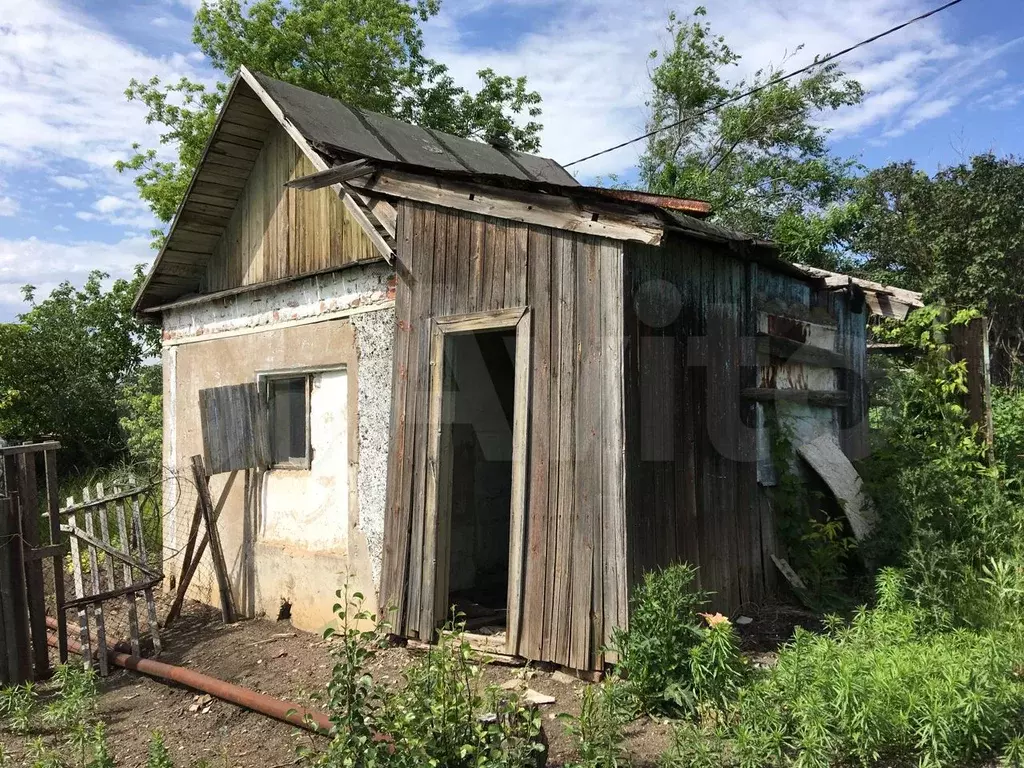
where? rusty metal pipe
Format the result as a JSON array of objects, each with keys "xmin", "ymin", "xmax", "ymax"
[{"xmin": 45, "ymin": 617, "xmax": 331, "ymax": 734}]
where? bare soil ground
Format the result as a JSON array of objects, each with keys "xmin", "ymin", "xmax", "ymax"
[{"xmin": 1, "ymin": 600, "xmax": 811, "ymax": 767}]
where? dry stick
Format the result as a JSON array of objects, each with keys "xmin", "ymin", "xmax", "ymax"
[
  {"xmin": 44, "ymin": 451, "xmax": 67, "ymax": 664},
  {"xmin": 128, "ymin": 477, "xmax": 161, "ymax": 655},
  {"xmin": 65, "ymin": 497, "xmax": 92, "ymax": 671},
  {"xmin": 113, "ymin": 487, "xmax": 141, "ymax": 657},
  {"xmin": 81, "ymin": 487, "xmax": 108, "ymax": 676},
  {"xmin": 190, "ymin": 457, "xmax": 235, "ymax": 623}
]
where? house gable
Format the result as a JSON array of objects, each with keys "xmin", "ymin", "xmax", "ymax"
[
  {"xmin": 134, "ymin": 71, "xmax": 391, "ymax": 314},
  {"xmin": 205, "ymin": 121, "xmax": 377, "ymax": 293}
]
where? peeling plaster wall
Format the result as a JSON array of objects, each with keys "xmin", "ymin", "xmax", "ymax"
[
  {"xmin": 162, "ymin": 262, "xmax": 394, "ymax": 344},
  {"xmin": 351, "ymin": 309, "xmax": 394, "ymax": 589},
  {"xmin": 263, "ymin": 370, "xmax": 350, "ymax": 551},
  {"xmin": 161, "ymin": 264, "xmax": 396, "ymax": 631}
]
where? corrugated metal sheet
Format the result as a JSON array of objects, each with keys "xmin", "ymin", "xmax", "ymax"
[{"xmin": 252, "ymin": 73, "xmax": 578, "ymax": 186}]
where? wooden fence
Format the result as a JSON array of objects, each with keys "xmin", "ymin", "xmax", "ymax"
[
  {"xmin": 0, "ymin": 442, "xmax": 165, "ymax": 682},
  {"xmin": 0, "ymin": 442, "xmax": 66, "ymax": 685},
  {"xmin": 61, "ymin": 479, "xmax": 162, "ymax": 676}
]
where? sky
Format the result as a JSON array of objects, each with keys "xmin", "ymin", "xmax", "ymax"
[{"xmin": 0, "ymin": 0, "xmax": 1022, "ymax": 321}]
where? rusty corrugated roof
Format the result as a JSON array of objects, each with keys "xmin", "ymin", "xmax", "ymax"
[{"xmin": 585, "ymin": 187, "xmax": 711, "ymax": 216}]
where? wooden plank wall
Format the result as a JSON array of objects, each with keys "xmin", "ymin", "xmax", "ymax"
[
  {"xmin": 828, "ymin": 291, "xmax": 869, "ymax": 461},
  {"xmin": 381, "ymin": 200, "xmax": 626, "ymax": 671},
  {"xmin": 622, "ymin": 236, "xmax": 762, "ymax": 611},
  {"xmin": 206, "ymin": 123, "xmax": 376, "ymax": 292}
]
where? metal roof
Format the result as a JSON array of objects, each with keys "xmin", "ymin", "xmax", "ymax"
[{"xmin": 251, "ymin": 72, "xmax": 579, "ymax": 187}]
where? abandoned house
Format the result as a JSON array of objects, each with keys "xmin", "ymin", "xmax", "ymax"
[{"xmin": 134, "ymin": 66, "xmax": 923, "ymax": 671}]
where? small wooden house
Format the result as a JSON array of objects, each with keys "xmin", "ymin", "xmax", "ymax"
[{"xmin": 136, "ymin": 67, "xmax": 920, "ymax": 671}]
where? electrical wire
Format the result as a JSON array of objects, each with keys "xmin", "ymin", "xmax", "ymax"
[{"xmin": 563, "ymin": 0, "xmax": 968, "ymax": 168}]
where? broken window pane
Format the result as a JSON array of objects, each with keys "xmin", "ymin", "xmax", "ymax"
[{"xmin": 268, "ymin": 376, "xmax": 308, "ymax": 466}]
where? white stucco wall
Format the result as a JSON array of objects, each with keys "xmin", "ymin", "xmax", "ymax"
[
  {"xmin": 161, "ymin": 263, "xmax": 396, "ymax": 630},
  {"xmin": 263, "ymin": 369, "xmax": 350, "ymax": 550}
]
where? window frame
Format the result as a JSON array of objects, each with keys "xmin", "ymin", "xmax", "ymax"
[{"xmin": 256, "ymin": 365, "xmax": 346, "ymax": 471}]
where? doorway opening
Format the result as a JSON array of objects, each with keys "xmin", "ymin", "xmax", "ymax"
[{"xmin": 443, "ymin": 328, "xmax": 517, "ymax": 633}]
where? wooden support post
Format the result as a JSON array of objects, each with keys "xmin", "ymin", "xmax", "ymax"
[
  {"xmin": 950, "ymin": 315, "xmax": 995, "ymax": 463},
  {"xmin": 16, "ymin": 455, "xmax": 48, "ymax": 679},
  {"xmin": 66, "ymin": 497, "xmax": 92, "ymax": 671},
  {"xmin": 190, "ymin": 456, "xmax": 235, "ymax": 623},
  {"xmin": 0, "ymin": 495, "xmax": 32, "ymax": 683},
  {"xmin": 44, "ymin": 451, "xmax": 67, "ymax": 664}
]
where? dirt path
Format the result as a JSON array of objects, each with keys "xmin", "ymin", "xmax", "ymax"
[{"xmin": 19, "ymin": 603, "xmax": 673, "ymax": 766}]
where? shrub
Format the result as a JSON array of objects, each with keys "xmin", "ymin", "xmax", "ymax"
[
  {"xmin": 609, "ymin": 564, "xmax": 707, "ymax": 716},
  {"xmin": 862, "ymin": 307, "xmax": 1024, "ymax": 626},
  {"xmin": 312, "ymin": 590, "xmax": 545, "ymax": 767},
  {"xmin": 689, "ymin": 614, "xmax": 747, "ymax": 714},
  {"xmin": 666, "ymin": 570, "xmax": 1024, "ymax": 768},
  {"xmin": 610, "ymin": 564, "xmax": 746, "ymax": 718}
]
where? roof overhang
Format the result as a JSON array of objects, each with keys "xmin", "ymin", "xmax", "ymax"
[
  {"xmin": 795, "ymin": 264, "xmax": 925, "ymax": 320},
  {"xmin": 133, "ymin": 67, "xmax": 394, "ymax": 315}
]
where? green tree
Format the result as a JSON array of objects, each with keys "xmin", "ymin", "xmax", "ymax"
[
  {"xmin": 852, "ymin": 154, "xmax": 1024, "ymax": 377},
  {"xmin": 0, "ymin": 270, "xmax": 160, "ymax": 471},
  {"xmin": 639, "ymin": 7, "xmax": 863, "ymax": 267},
  {"xmin": 118, "ymin": 0, "xmax": 543, "ymax": 231}
]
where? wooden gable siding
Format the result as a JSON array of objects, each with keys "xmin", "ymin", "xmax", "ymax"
[
  {"xmin": 622, "ymin": 237, "xmax": 762, "ymax": 610},
  {"xmin": 205, "ymin": 123, "xmax": 377, "ymax": 293},
  {"xmin": 381, "ymin": 200, "xmax": 627, "ymax": 671}
]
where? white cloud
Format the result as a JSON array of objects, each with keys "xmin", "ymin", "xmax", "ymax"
[
  {"xmin": 0, "ymin": 234, "xmax": 155, "ymax": 320},
  {"xmin": 94, "ymin": 195, "xmax": 132, "ymax": 215},
  {"xmin": 0, "ymin": 196, "xmax": 18, "ymax": 217},
  {"xmin": 0, "ymin": 1, "xmax": 215, "ymax": 181},
  {"xmin": 425, "ymin": 0, "xmax": 1012, "ymax": 178},
  {"xmin": 53, "ymin": 224, "xmax": 69, "ymax": 232},
  {"xmin": 52, "ymin": 175, "xmax": 90, "ymax": 190},
  {"xmin": 151, "ymin": 16, "xmax": 172, "ymax": 28}
]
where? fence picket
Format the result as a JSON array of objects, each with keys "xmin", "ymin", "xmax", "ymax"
[
  {"xmin": 128, "ymin": 477, "xmax": 161, "ymax": 655},
  {"xmin": 113, "ymin": 489, "xmax": 141, "ymax": 657},
  {"xmin": 81, "ymin": 487, "xmax": 108, "ymax": 676},
  {"xmin": 66, "ymin": 497, "xmax": 92, "ymax": 671}
]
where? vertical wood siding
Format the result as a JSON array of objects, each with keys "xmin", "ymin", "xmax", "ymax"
[
  {"xmin": 623, "ymin": 237, "xmax": 761, "ymax": 610},
  {"xmin": 382, "ymin": 200, "xmax": 626, "ymax": 670},
  {"xmin": 205, "ymin": 124, "xmax": 376, "ymax": 292}
]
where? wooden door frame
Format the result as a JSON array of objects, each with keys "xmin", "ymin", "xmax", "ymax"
[{"xmin": 421, "ymin": 306, "xmax": 532, "ymax": 654}]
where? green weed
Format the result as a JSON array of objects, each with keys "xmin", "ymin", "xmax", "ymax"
[
  {"xmin": 310, "ymin": 591, "xmax": 544, "ymax": 767},
  {"xmin": 557, "ymin": 679, "xmax": 632, "ymax": 768}
]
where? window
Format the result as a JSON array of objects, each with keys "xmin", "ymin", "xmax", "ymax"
[{"xmin": 266, "ymin": 375, "xmax": 310, "ymax": 468}]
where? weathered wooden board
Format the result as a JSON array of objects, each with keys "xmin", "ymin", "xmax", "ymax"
[
  {"xmin": 382, "ymin": 201, "xmax": 628, "ymax": 670},
  {"xmin": 198, "ymin": 383, "xmax": 270, "ymax": 474},
  {"xmin": 206, "ymin": 123, "xmax": 377, "ymax": 293}
]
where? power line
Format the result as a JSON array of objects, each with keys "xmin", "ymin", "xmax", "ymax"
[{"xmin": 563, "ymin": 0, "xmax": 967, "ymax": 168}]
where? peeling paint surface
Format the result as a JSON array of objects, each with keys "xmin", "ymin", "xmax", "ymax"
[
  {"xmin": 262, "ymin": 369, "xmax": 349, "ymax": 551},
  {"xmin": 162, "ymin": 263, "xmax": 396, "ymax": 344},
  {"xmin": 352, "ymin": 308, "xmax": 394, "ymax": 588}
]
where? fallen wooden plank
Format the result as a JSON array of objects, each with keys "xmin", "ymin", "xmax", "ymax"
[
  {"xmin": 796, "ymin": 433, "xmax": 878, "ymax": 542},
  {"xmin": 284, "ymin": 159, "xmax": 373, "ymax": 190}
]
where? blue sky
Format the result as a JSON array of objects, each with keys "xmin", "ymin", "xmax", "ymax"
[{"xmin": 1, "ymin": 0, "xmax": 1022, "ymax": 320}]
